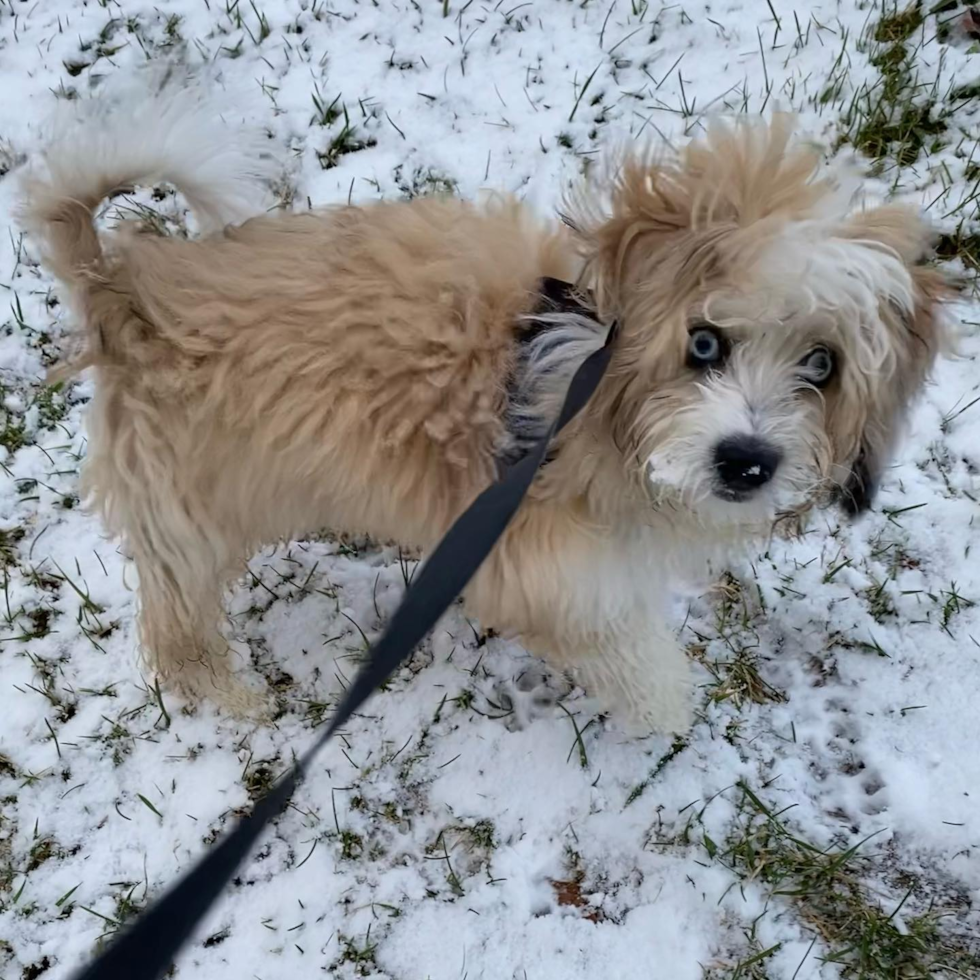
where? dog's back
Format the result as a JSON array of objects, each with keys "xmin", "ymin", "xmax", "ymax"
[
  {"xmin": 18, "ymin": 80, "xmax": 581, "ymax": 546},
  {"xmin": 14, "ymin": 79, "xmax": 595, "ymax": 715}
]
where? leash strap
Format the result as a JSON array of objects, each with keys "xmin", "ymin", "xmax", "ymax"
[{"xmin": 73, "ymin": 280, "xmax": 617, "ymax": 980}]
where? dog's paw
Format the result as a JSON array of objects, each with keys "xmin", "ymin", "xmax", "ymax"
[
  {"xmin": 167, "ymin": 659, "xmax": 274, "ymax": 721},
  {"xmin": 609, "ymin": 692, "xmax": 693, "ymax": 738},
  {"xmin": 573, "ymin": 661, "xmax": 693, "ymax": 738},
  {"xmin": 211, "ymin": 677, "xmax": 275, "ymax": 721}
]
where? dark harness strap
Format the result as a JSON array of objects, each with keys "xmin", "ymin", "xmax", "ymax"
[
  {"xmin": 519, "ymin": 275, "xmax": 587, "ymax": 342},
  {"xmin": 73, "ymin": 279, "xmax": 617, "ymax": 980}
]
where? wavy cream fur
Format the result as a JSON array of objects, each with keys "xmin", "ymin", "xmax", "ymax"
[{"xmin": 19, "ymin": 89, "xmax": 949, "ymax": 733}]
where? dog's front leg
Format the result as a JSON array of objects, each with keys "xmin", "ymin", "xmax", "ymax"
[
  {"xmin": 472, "ymin": 518, "xmax": 695, "ymax": 736},
  {"xmin": 554, "ymin": 615, "xmax": 694, "ymax": 736}
]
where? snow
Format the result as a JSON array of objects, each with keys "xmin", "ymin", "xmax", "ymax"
[{"xmin": 0, "ymin": 1, "xmax": 978, "ymax": 979}]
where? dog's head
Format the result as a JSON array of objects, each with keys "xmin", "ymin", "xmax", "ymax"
[{"xmin": 570, "ymin": 115, "xmax": 949, "ymax": 529}]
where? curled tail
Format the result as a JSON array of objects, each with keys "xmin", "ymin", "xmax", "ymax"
[{"xmin": 17, "ymin": 77, "xmax": 276, "ymax": 373}]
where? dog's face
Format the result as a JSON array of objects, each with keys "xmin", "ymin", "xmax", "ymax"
[{"xmin": 575, "ymin": 117, "xmax": 947, "ymax": 530}]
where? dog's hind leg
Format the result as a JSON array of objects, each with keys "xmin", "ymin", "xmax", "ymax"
[{"xmin": 126, "ymin": 507, "xmax": 266, "ymax": 718}]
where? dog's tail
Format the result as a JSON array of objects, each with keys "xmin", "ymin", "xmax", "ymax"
[{"xmin": 19, "ymin": 79, "xmax": 275, "ymax": 303}]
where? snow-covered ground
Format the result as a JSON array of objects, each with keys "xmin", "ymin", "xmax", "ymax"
[{"xmin": 1, "ymin": 1, "xmax": 979, "ymax": 978}]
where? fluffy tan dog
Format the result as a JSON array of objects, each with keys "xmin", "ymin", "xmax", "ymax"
[{"xmin": 20, "ymin": 86, "xmax": 947, "ymax": 734}]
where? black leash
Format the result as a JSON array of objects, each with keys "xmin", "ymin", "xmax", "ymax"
[{"xmin": 73, "ymin": 280, "xmax": 617, "ymax": 980}]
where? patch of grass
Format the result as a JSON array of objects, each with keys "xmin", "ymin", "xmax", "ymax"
[
  {"xmin": 682, "ymin": 573, "xmax": 786, "ymax": 713},
  {"xmin": 86, "ymin": 714, "xmax": 134, "ymax": 767},
  {"xmin": 81, "ymin": 881, "xmax": 146, "ymax": 940},
  {"xmin": 557, "ymin": 701, "xmax": 595, "ymax": 769},
  {"xmin": 714, "ymin": 571, "xmax": 766, "ymax": 633},
  {"xmin": 848, "ymin": 89, "xmax": 946, "ymax": 169},
  {"xmin": 838, "ymin": 4, "xmax": 949, "ymax": 172},
  {"xmin": 243, "ymin": 0, "xmax": 271, "ymax": 44},
  {"xmin": 32, "ymin": 383, "xmax": 70, "ymax": 430},
  {"xmin": 697, "ymin": 644, "xmax": 786, "ymax": 709},
  {"xmin": 107, "ymin": 196, "xmax": 189, "ymax": 239},
  {"xmin": 568, "ymin": 61, "xmax": 601, "ymax": 121},
  {"xmin": 870, "ymin": 42, "xmax": 909, "ymax": 73},
  {"xmin": 861, "ymin": 576, "xmax": 897, "ymax": 622},
  {"xmin": 421, "ymin": 817, "xmax": 501, "ymax": 893},
  {"xmin": 451, "ymin": 687, "xmax": 475, "ymax": 712},
  {"xmin": 311, "ymin": 86, "xmax": 343, "ymax": 127},
  {"xmin": 936, "ymin": 581, "xmax": 974, "ymax": 635},
  {"xmin": 936, "ymin": 229, "xmax": 980, "ymax": 275},
  {"xmin": 466, "ymin": 818, "xmax": 495, "ymax": 850},
  {"xmin": 717, "ymin": 783, "xmax": 979, "ymax": 979},
  {"xmin": 704, "ymin": 940, "xmax": 782, "ymax": 980},
  {"xmin": 161, "ymin": 13, "xmax": 184, "ymax": 47},
  {"xmin": 242, "ymin": 758, "xmax": 279, "ymax": 801},
  {"xmin": 0, "ymin": 526, "xmax": 26, "ymax": 567},
  {"xmin": 0, "ymin": 416, "xmax": 27, "ymax": 455},
  {"xmin": 951, "ymin": 80, "xmax": 980, "ymax": 103},
  {"xmin": 392, "ymin": 164, "xmax": 458, "ymax": 199},
  {"xmin": 315, "ymin": 104, "xmax": 376, "ymax": 170},
  {"xmin": 18, "ymin": 652, "xmax": 77, "ymax": 724},
  {"xmin": 339, "ymin": 829, "xmax": 364, "ymax": 860},
  {"xmin": 335, "ymin": 929, "xmax": 378, "ymax": 976},
  {"xmin": 26, "ymin": 836, "xmax": 59, "ymax": 872},
  {"xmin": 424, "ymin": 829, "xmax": 465, "ymax": 896},
  {"xmin": 873, "ymin": 2, "xmax": 924, "ymax": 43},
  {"xmin": 111, "ymin": 882, "xmax": 146, "ymax": 926},
  {"xmin": 625, "ymin": 735, "xmax": 688, "ymax": 807},
  {"xmin": 868, "ymin": 529, "xmax": 923, "ymax": 579}
]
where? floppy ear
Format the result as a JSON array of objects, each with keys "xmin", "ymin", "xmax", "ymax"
[{"xmin": 836, "ymin": 205, "xmax": 951, "ymax": 514}]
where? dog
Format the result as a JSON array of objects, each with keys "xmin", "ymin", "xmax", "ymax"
[{"xmin": 19, "ymin": 85, "xmax": 948, "ymax": 734}]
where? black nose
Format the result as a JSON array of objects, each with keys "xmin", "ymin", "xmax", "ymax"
[{"xmin": 713, "ymin": 435, "xmax": 782, "ymax": 499}]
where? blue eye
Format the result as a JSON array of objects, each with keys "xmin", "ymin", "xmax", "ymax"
[
  {"xmin": 799, "ymin": 345, "xmax": 835, "ymax": 387},
  {"xmin": 688, "ymin": 326, "xmax": 726, "ymax": 368}
]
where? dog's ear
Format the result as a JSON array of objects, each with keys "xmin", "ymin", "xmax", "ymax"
[
  {"xmin": 836, "ymin": 205, "xmax": 951, "ymax": 514},
  {"xmin": 568, "ymin": 115, "xmax": 831, "ymax": 314},
  {"xmin": 564, "ymin": 154, "xmax": 696, "ymax": 315}
]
